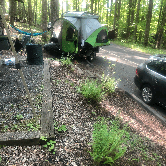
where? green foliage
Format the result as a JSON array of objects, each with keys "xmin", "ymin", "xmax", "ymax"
[
  {"xmin": 26, "ymin": 121, "xmax": 40, "ymax": 131},
  {"xmin": 0, "ymin": 145, "xmax": 6, "ymax": 163},
  {"xmin": 3, "ymin": 125, "xmax": 8, "ymax": 132},
  {"xmin": 89, "ymin": 116, "xmax": 129, "ymax": 165},
  {"xmin": 77, "ymin": 72, "xmax": 117, "ymax": 103},
  {"xmin": 57, "ymin": 125, "xmax": 67, "ymax": 132},
  {"xmin": 40, "ymin": 136, "xmax": 56, "ymax": 154},
  {"xmin": 15, "ymin": 114, "xmax": 23, "ymax": 121},
  {"xmin": 101, "ymin": 73, "xmax": 117, "ymax": 94},
  {"xmin": 113, "ymin": 40, "xmax": 166, "ymax": 55},
  {"xmin": 60, "ymin": 55, "xmax": 73, "ymax": 67},
  {"xmin": 77, "ymin": 78, "xmax": 105, "ymax": 103},
  {"xmin": 54, "ymin": 121, "xmax": 67, "ymax": 132}
]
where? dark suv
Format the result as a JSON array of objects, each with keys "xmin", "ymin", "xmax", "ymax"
[{"xmin": 134, "ymin": 54, "xmax": 166, "ymax": 106}]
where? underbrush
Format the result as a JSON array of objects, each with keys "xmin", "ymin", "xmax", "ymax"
[
  {"xmin": 89, "ymin": 116, "xmax": 130, "ymax": 165},
  {"xmin": 113, "ymin": 40, "xmax": 166, "ymax": 55}
]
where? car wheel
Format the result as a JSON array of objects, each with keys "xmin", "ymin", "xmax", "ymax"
[
  {"xmin": 141, "ymin": 84, "xmax": 154, "ymax": 105},
  {"xmin": 87, "ymin": 51, "xmax": 95, "ymax": 62}
]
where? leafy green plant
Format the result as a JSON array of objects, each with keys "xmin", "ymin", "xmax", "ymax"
[
  {"xmin": 26, "ymin": 121, "xmax": 40, "ymax": 131},
  {"xmin": 60, "ymin": 55, "xmax": 73, "ymax": 67},
  {"xmin": 0, "ymin": 145, "xmax": 6, "ymax": 163},
  {"xmin": 57, "ymin": 125, "xmax": 67, "ymax": 132},
  {"xmin": 89, "ymin": 116, "xmax": 129, "ymax": 165},
  {"xmin": 3, "ymin": 125, "xmax": 8, "ymax": 132},
  {"xmin": 54, "ymin": 121, "xmax": 67, "ymax": 132},
  {"xmin": 12, "ymin": 125, "xmax": 18, "ymax": 130},
  {"xmin": 70, "ymin": 82, "xmax": 75, "ymax": 87},
  {"xmin": 77, "ymin": 78, "xmax": 105, "ymax": 103},
  {"xmin": 101, "ymin": 74, "xmax": 117, "ymax": 94},
  {"xmin": 15, "ymin": 114, "xmax": 23, "ymax": 121},
  {"xmin": 40, "ymin": 136, "xmax": 56, "ymax": 154}
]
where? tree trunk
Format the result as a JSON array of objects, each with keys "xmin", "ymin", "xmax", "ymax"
[
  {"xmin": 144, "ymin": 0, "xmax": 153, "ymax": 46},
  {"xmin": 126, "ymin": 0, "xmax": 132, "ymax": 38},
  {"xmin": 106, "ymin": 0, "xmax": 109, "ymax": 24},
  {"xmin": 94, "ymin": 0, "xmax": 97, "ymax": 13},
  {"xmin": 155, "ymin": 0, "xmax": 166, "ymax": 48},
  {"xmin": 28, "ymin": 0, "xmax": 33, "ymax": 26},
  {"xmin": 109, "ymin": 0, "xmax": 113, "ymax": 25},
  {"xmin": 51, "ymin": 0, "xmax": 59, "ymax": 36},
  {"xmin": 0, "ymin": 0, "xmax": 6, "ymax": 13},
  {"xmin": 133, "ymin": 0, "xmax": 141, "ymax": 42},
  {"xmin": 66, "ymin": 0, "xmax": 68, "ymax": 11},
  {"xmin": 131, "ymin": 0, "xmax": 137, "ymax": 25},
  {"xmin": 91, "ymin": 0, "xmax": 94, "ymax": 13},
  {"xmin": 34, "ymin": 0, "xmax": 37, "ymax": 25},
  {"xmin": 42, "ymin": 0, "xmax": 47, "ymax": 42},
  {"xmin": 113, "ymin": 0, "xmax": 118, "ymax": 29},
  {"xmin": 9, "ymin": 0, "xmax": 16, "ymax": 26}
]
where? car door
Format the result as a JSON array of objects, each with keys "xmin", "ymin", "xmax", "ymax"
[{"xmin": 154, "ymin": 62, "xmax": 166, "ymax": 105}]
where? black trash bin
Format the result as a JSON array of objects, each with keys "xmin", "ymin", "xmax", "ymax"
[
  {"xmin": 0, "ymin": 36, "xmax": 10, "ymax": 50},
  {"xmin": 26, "ymin": 44, "xmax": 43, "ymax": 65}
]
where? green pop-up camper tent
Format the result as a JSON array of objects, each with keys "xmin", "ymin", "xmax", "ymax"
[{"xmin": 45, "ymin": 11, "xmax": 110, "ymax": 61}]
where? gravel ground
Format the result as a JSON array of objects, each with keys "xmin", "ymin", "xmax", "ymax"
[
  {"xmin": 0, "ymin": 52, "xmax": 166, "ymax": 165},
  {"xmin": 0, "ymin": 50, "xmax": 43, "ymax": 132}
]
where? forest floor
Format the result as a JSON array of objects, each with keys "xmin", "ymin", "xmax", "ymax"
[{"xmin": 0, "ymin": 48, "xmax": 166, "ymax": 165}]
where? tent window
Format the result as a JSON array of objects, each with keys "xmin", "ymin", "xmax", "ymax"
[
  {"xmin": 66, "ymin": 26, "xmax": 75, "ymax": 41},
  {"xmin": 96, "ymin": 29, "xmax": 108, "ymax": 43}
]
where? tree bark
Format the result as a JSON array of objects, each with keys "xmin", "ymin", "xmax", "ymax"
[
  {"xmin": 42, "ymin": 0, "xmax": 47, "ymax": 41},
  {"xmin": 28, "ymin": 0, "xmax": 33, "ymax": 26},
  {"xmin": 133, "ymin": 0, "xmax": 141, "ymax": 42},
  {"xmin": 91, "ymin": 0, "xmax": 94, "ymax": 13},
  {"xmin": 144, "ymin": 0, "xmax": 153, "ymax": 46},
  {"xmin": 0, "ymin": 0, "xmax": 6, "ymax": 13},
  {"xmin": 51, "ymin": 0, "xmax": 59, "ymax": 36},
  {"xmin": 155, "ymin": 0, "xmax": 166, "ymax": 48},
  {"xmin": 113, "ymin": 0, "xmax": 118, "ymax": 29},
  {"xmin": 9, "ymin": 0, "xmax": 16, "ymax": 26},
  {"xmin": 126, "ymin": 0, "xmax": 132, "ymax": 38}
]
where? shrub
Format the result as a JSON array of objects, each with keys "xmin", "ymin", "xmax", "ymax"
[
  {"xmin": 89, "ymin": 116, "xmax": 130, "ymax": 165},
  {"xmin": 60, "ymin": 55, "xmax": 73, "ymax": 67},
  {"xmin": 77, "ymin": 78, "xmax": 105, "ymax": 103},
  {"xmin": 101, "ymin": 74, "xmax": 116, "ymax": 94}
]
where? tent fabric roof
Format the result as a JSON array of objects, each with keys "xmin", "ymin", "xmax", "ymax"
[
  {"xmin": 63, "ymin": 11, "xmax": 99, "ymax": 19},
  {"xmin": 64, "ymin": 17, "xmax": 102, "ymax": 41}
]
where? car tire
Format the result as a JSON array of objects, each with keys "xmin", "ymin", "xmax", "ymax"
[
  {"xmin": 87, "ymin": 51, "xmax": 95, "ymax": 62},
  {"xmin": 141, "ymin": 84, "xmax": 154, "ymax": 105}
]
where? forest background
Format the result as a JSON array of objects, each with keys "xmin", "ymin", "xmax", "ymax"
[{"xmin": 0, "ymin": 0, "xmax": 166, "ymax": 49}]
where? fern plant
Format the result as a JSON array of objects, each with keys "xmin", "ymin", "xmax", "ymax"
[{"xmin": 89, "ymin": 116, "xmax": 130, "ymax": 165}]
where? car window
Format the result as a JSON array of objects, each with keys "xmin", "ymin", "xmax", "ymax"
[
  {"xmin": 147, "ymin": 61, "xmax": 161, "ymax": 72},
  {"xmin": 147, "ymin": 61, "xmax": 166, "ymax": 77},
  {"xmin": 157, "ymin": 63, "xmax": 166, "ymax": 77}
]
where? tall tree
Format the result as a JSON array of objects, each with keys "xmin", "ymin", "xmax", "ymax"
[
  {"xmin": 155, "ymin": 0, "xmax": 166, "ymax": 48},
  {"xmin": 133, "ymin": 0, "xmax": 141, "ymax": 42},
  {"xmin": 144, "ymin": 0, "xmax": 153, "ymax": 46},
  {"xmin": 91, "ymin": 0, "xmax": 94, "ymax": 13},
  {"xmin": 51, "ymin": 0, "xmax": 59, "ymax": 25},
  {"xmin": 9, "ymin": 0, "xmax": 16, "ymax": 26},
  {"xmin": 113, "ymin": 0, "xmax": 121, "ymax": 34},
  {"xmin": 42, "ymin": 0, "xmax": 47, "ymax": 41},
  {"xmin": 28, "ymin": 0, "xmax": 33, "ymax": 26},
  {"xmin": 126, "ymin": 0, "xmax": 132, "ymax": 38},
  {"xmin": 0, "ymin": 0, "xmax": 6, "ymax": 13}
]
